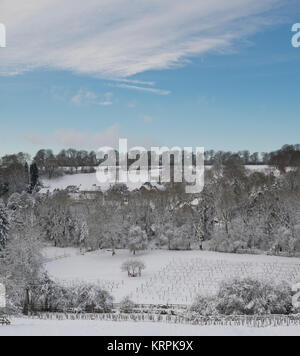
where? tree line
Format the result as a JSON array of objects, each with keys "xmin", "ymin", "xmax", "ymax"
[
  {"xmin": 0, "ymin": 153, "xmax": 38, "ymax": 198},
  {"xmin": 1, "ymin": 144, "xmax": 299, "ymax": 188},
  {"xmin": 1, "ymin": 144, "xmax": 300, "ymax": 312}
]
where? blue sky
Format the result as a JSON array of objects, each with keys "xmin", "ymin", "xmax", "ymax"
[{"xmin": 0, "ymin": 0, "xmax": 300, "ymax": 156}]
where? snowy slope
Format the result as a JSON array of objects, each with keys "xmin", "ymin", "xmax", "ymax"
[{"xmin": 45, "ymin": 249, "xmax": 300, "ymax": 304}]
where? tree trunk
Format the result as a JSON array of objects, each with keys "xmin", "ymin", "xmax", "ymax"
[
  {"xmin": 225, "ymin": 221, "xmax": 229, "ymax": 238},
  {"xmin": 23, "ymin": 288, "xmax": 30, "ymax": 316},
  {"xmin": 111, "ymin": 238, "xmax": 116, "ymax": 256},
  {"xmin": 199, "ymin": 241, "xmax": 203, "ymax": 251}
]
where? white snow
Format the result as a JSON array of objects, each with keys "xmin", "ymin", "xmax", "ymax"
[
  {"xmin": 45, "ymin": 249, "xmax": 300, "ymax": 304},
  {"xmin": 41, "ymin": 166, "xmax": 279, "ymax": 193},
  {"xmin": 40, "ymin": 169, "xmax": 163, "ymax": 193},
  {"xmin": 4, "ymin": 248, "xmax": 300, "ymax": 336},
  {"xmin": 1, "ymin": 318, "xmax": 300, "ymax": 336},
  {"xmin": 43, "ymin": 247, "xmax": 79, "ymax": 258},
  {"xmin": 41, "ymin": 173, "xmax": 117, "ymax": 193}
]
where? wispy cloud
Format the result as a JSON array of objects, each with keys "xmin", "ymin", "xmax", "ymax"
[
  {"xmin": 99, "ymin": 92, "xmax": 114, "ymax": 106},
  {"xmin": 1, "ymin": 0, "xmax": 286, "ymax": 79},
  {"xmin": 116, "ymin": 79, "xmax": 156, "ymax": 87},
  {"xmin": 114, "ymin": 84, "xmax": 171, "ymax": 96},
  {"xmin": 71, "ymin": 89, "xmax": 114, "ymax": 106}
]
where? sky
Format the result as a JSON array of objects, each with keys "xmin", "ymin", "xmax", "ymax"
[{"xmin": 0, "ymin": 0, "xmax": 300, "ymax": 156}]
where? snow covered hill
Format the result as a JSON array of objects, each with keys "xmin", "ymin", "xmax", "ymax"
[{"xmin": 45, "ymin": 248, "xmax": 300, "ymax": 304}]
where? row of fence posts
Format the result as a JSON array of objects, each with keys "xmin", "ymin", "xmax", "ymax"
[{"xmin": 25, "ymin": 312, "xmax": 300, "ymax": 328}]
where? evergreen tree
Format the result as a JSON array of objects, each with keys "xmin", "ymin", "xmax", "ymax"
[
  {"xmin": 29, "ymin": 162, "xmax": 39, "ymax": 193},
  {"xmin": 24, "ymin": 162, "xmax": 30, "ymax": 186},
  {"xmin": 0, "ymin": 200, "xmax": 9, "ymax": 250}
]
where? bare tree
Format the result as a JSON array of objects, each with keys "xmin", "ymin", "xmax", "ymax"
[{"xmin": 121, "ymin": 259, "xmax": 146, "ymax": 277}]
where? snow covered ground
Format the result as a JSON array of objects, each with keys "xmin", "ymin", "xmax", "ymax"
[
  {"xmin": 45, "ymin": 248, "xmax": 300, "ymax": 304},
  {"xmin": 41, "ymin": 172, "xmax": 139, "ymax": 193},
  {"xmin": 5, "ymin": 249, "xmax": 300, "ymax": 336},
  {"xmin": 1, "ymin": 318, "xmax": 300, "ymax": 336},
  {"xmin": 40, "ymin": 166, "xmax": 276, "ymax": 193},
  {"xmin": 41, "ymin": 168, "xmax": 163, "ymax": 193}
]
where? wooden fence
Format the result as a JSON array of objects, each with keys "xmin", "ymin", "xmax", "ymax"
[
  {"xmin": 25, "ymin": 312, "xmax": 300, "ymax": 328},
  {"xmin": 113, "ymin": 303, "xmax": 189, "ymax": 310}
]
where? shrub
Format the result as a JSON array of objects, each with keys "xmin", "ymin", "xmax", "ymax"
[
  {"xmin": 171, "ymin": 237, "xmax": 191, "ymax": 251},
  {"xmin": 30, "ymin": 275, "xmax": 113, "ymax": 313},
  {"xmin": 216, "ymin": 278, "xmax": 293, "ymax": 315},
  {"xmin": 108, "ymin": 183, "xmax": 129, "ymax": 195},
  {"xmin": 190, "ymin": 296, "xmax": 218, "ymax": 316},
  {"xmin": 119, "ymin": 296, "xmax": 136, "ymax": 313},
  {"xmin": 71, "ymin": 283, "xmax": 113, "ymax": 313},
  {"xmin": 206, "ymin": 228, "xmax": 247, "ymax": 254}
]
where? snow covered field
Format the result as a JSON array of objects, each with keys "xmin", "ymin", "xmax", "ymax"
[
  {"xmin": 41, "ymin": 166, "xmax": 275, "ymax": 193},
  {"xmin": 41, "ymin": 172, "xmax": 142, "ymax": 193},
  {"xmin": 41, "ymin": 168, "xmax": 163, "ymax": 193},
  {"xmin": 3, "ymin": 249, "xmax": 300, "ymax": 336},
  {"xmin": 1, "ymin": 318, "xmax": 300, "ymax": 336},
  {"xmin": 44, "ymin": 248, "xmax": 300, "ymax": 304}
]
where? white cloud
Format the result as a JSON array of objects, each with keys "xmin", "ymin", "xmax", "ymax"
[
  {"xmin": 99, "ymin": 101, "xmax": 113, "ymax": 106},
  {"xmin": 117, "ymin": 79, "xmax": 156, "ymax": 86},
  {"xmin": 115, "ymin": 84, "xmax": 171, "ymax": 96},
  {"xmin": 71, "ymin": 92, "xmax": 83, "ymax": 106},
  {"xmin": 0, "ymin": 0, "xmax": 285, "ymax": 79},
  {"xmin": 99, "ymin": 92, "xmax": 113, "ymax": 106},
  {"xmin": 71, "ymin": 89, "xmax": 114, "ymax": 106}
]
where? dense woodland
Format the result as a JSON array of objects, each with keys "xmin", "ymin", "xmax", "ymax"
[{"xmin": 0, "ymin": 144, "xmax": 300, "ymax": 311}]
